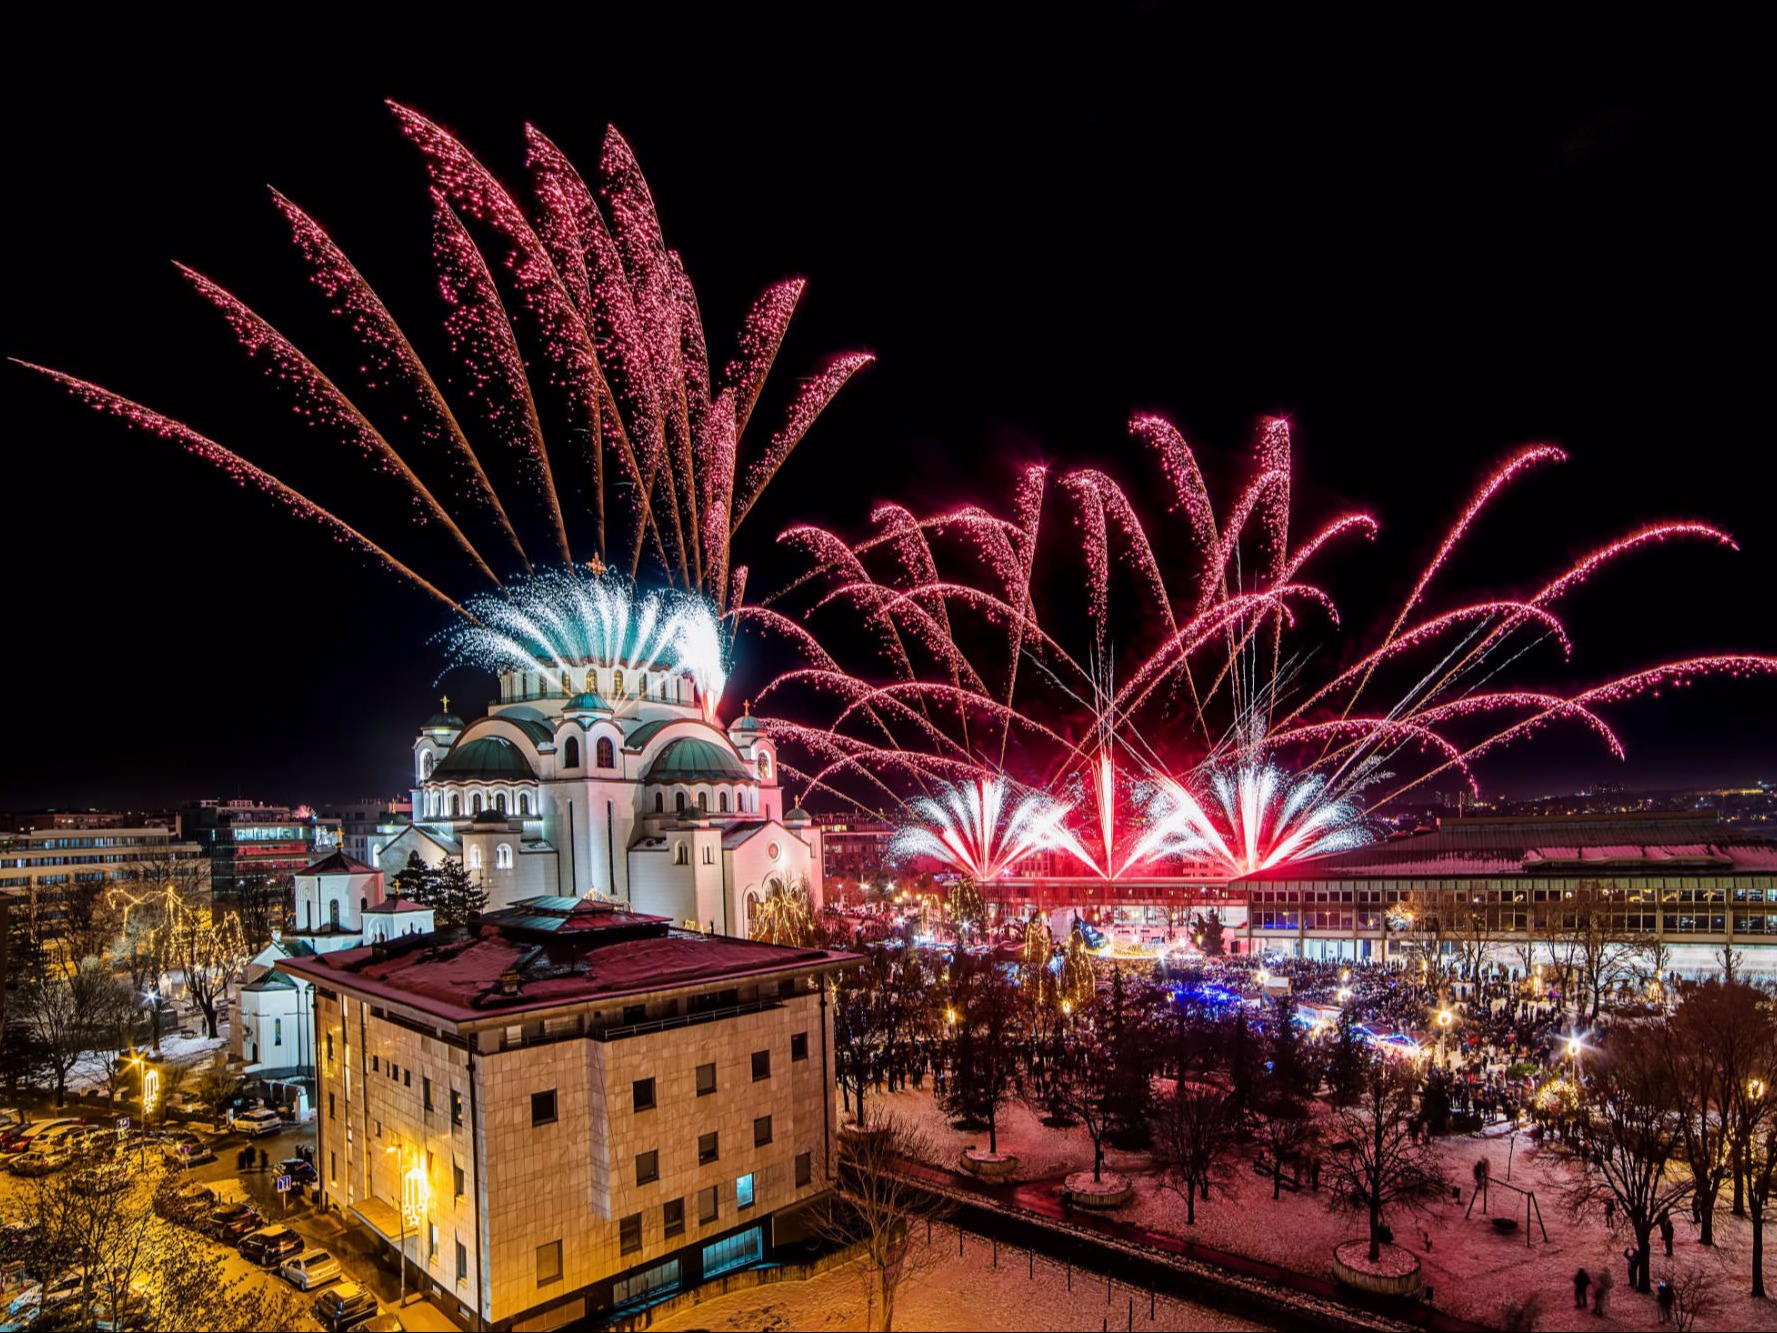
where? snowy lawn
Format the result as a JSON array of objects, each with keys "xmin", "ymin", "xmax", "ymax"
[
  {"xmin": 869, "ymin": 1087, "xmax": 1774, "ymax": 1332},
  {"xmin": 67, "ymin": 1030, "xmax": 226, "ymax": 1095},
  {"xmin": 651, "ymin": 1228, "xmax": 1271, "ymax": 1332}
]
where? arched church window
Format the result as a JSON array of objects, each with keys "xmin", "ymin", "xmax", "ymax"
[
  {"xmin": 758, "ymin": 753, "xmax": 772, "ymax": 780},
  {"xmin": 638, "ymin": 673, "xmax": 648, "ymax": 699},
  {"xmin": 472, "ymin": 793, "xmax": 483, "ymax": 815},
  {"xmin": 274, "ymin": 1018, "xmax": 283, "ymax": 1047},
  {"xmin": 674, "ymin": 843, "xmax": 687, "ymax": 866},
  {"xmin": 675, "ymin": 792, "xmax": 687, "ymax": 813},
  {"xmin": 596, "ymin": 737, "xmax": 614, "ymax": 768},
  {"xmin": 420, "ymin": 752, "xmax": 433, "ymax": 779},
  {"xmin": 613, "ymin": 668, "xmax": 625, "ymax": 696},
  {"xmin": 719, "ymin": 792, "xmax": 729, "ymax": 813},
  {"xmin": 495, "ymin": 793, "xmax": 506, "ymax": 813},
  {"xmin": 703, "ymin": 846, "xmax": 714, "ymax": 866},
  {"xmin": 519, "ymin": 793, "xmax": 530, "ymax": 816},
  {"xmin": 496, "ymin": 843, "xmax": 513, "ymax": 870},
  {"xmin": 560, "ymin": 671, "xmax": 571, "ymax": 695},
  {"xmin": 360, "ymin": 896, "xmax": 368, "ymax": 914},
  {"xmin": 564, "ymin": 736, "xmax": 580, "ymax": 768},
  {"xmin": 655, "ymin": 793, "xmax": 664, "ymax": 813},
  {"xmin": 468, "ymin": 845, "xmax": 483, "ymax": 871},
  {"xmin": 449, "ymin": 794, "xmax": 460, "ymax": 817},
  {"xmin": 328, "ymin": 899, "xmax": 340, "ymax": 929},
  {"xmin": 697, "ymin": 791, "xmax": 708, "ymax": 813}
]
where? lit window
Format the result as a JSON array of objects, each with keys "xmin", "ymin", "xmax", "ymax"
[
  {"xmin": 468, "ymin": 845, "xmax": 483, "ymax": 872},
  {"xmin": 736, "ymin": 1173, "xmax": 755, "ymax": 1210},
  {"xmin": 496, "ymin": 843, "xmax": 513, "ymax": 870}
]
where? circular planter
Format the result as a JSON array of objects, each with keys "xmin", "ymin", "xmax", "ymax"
[
  {"xmin": 1331, "ymin": 1240, "xmax": 1423, "ymax": 1298},
  {"xmin": 839, "ymin": 1122, "xmax": 889, "ymax": 1150},
  {"xmin": 961, "ymin": 1148, "xmax": 1019, "ymax": 1179},
  {"xmin": 1063, "ymin": 1170, "xmax": 1133, "ymax": 1208}
]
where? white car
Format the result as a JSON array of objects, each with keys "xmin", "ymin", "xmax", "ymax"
[
  {"xmin": 228, "ymin": 1107, "xmax": 284, "ymax": 1137},
  {"xmin": 279, "ymin": 1251, "xmax": 341, "ymax": 1290}
]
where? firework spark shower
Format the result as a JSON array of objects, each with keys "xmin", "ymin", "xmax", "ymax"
[{"xmin": 744, "ymin": 418, "xmax": 1777, "ymax": 879}]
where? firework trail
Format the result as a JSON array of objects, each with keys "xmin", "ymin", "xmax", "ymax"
[
  {"xmin": 759, "ymin": 415, "xmax": 1774, "ymax": 879},
  {"xmin": 25, "ymin": 107, "xmax": 868, "ymax": 630}
]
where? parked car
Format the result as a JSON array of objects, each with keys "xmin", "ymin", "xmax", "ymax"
[
  {"xmin": 154, "ymin": 1180, "xmax": 217, "ymax": 1226},
  {"xmin": 161, "ymin": 1093, "xmax": 207, "ymax": 1120},
  {"xmin": 355, "ymin": 1315, "xmax": 406, "ymax": 1333},
  {"xmin": 239, "ymin": 1225, "xmax": 304, "ymax": 1267},
  {"xmin": 1, "ymin": 1267, "xmax": 89, "ymax": 1332},
  {"xmin": 0, "ymin": 1110, "xmax": 22, "ymax": 1133},
  {"xmin": 158, "ymin": 1131, "xmax": 215, "ymax": 1165},
  {"xmin": 64, "ymin": 1126, "xmax": 116, "ymax": 1157},
  {"xmin": 85, "ymin": 1279, "xmax": 151, "ymax": 1333},
  {"xmin": 0, "ymin": 1119, "xmax": 79, "ymax": 1155},
  {"xmin": 313, "ymin": 1282, "xmax": 379, "ymax": 1331},
  {"xmin": 7, "ymin": 1146, "xmax": 72, "ymax": 1176},
  {"xmin": 227, "ymin": 1106, "xmax": 284, "ymax": 1137},
  {"xmin": 278, "ymin": 1250, "xmax": 340, "ymax": 1291},
  {"xmin": 204, "ymin": 1203, "xmax": 264, "ymax": 1241},
  {"xmin": 278, "ymin": 1157, "xmax": 318, "ymax": 1185}
]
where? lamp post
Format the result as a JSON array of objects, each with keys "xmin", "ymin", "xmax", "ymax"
[
  {"xmin": 385, "ymin": 1143, "xmax": 426, "ymax": 1306},
  {"xmin": 1435, "ymin": 1008, "xmax": 1454, "ymax": 1070}
]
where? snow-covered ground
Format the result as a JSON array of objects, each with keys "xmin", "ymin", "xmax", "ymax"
[
  {"xmin": 869, "ymin": 1087, "xmax": 1773, "ymax": 1332},
  {"xmin": 66, "ymin": 1029, "xmax": 226, "ymax": 1095},
  {"xmin": 651, "ymin": 1229, "xmax": 1270, "ymax": 1332}
]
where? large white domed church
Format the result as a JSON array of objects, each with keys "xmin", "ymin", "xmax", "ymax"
[{"xmin": 373, "ymin": 647, "xmax": 822, "ymax": 936}]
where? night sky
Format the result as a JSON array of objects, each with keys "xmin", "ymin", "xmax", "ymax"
[{"xmin": 4, "ymin": 24, "xmax": 1769, "ymax": 809}]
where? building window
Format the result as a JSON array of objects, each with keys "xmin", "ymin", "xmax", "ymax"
[
  {"xmin": 663, "ymin": 1198, "xmax": 685, "ymax": 1238},
  {"xmin": 449, "ymin": 794, "xmax": 460, "ymax": 817},
  {"xmin": 675, "ymin": 792, "xmax": 687, "ymax": 813},
  {"xmin": 519, "ymin": 793, "xmax": 530, "ymax": 816},
  {"xmin": 494, "ymin": 793, "xmax": 506, "ymax": 813},
  {"xmin": 698, "ymin": 1131, "xmax": 719, "ymax": 1165},
  {"xmin": 633, "ymin": 1078, "xmax": 656, "ymax": 1112},
  {"xmin": 472, "ymin": 794, "xmax": 483, "ymax": 815},
  {"xmin": 328, "ymin": 898, "xmax": 341, "ymax": 928},
  {"xmin": 655, "ymin": 793, "xmax": 664, "ymax": 813},
  {"xmin": 456, "ymin": 1240, "xmax": 468, "ymax": 1282},
  {"xmin": 273, "ymin": 1018, "xmax": 283, "ymax": 1047},
  {"xmin": 405, "ymin": 1069, "xmax": 411, "ymax": 1088},
  {"xmin": 468, "ymin": 845, "xmax": 483, "ymax": 871},
  {"xmin": 719, "ymin": 792, "xmax": 729, "ymax": 813},
  {"xmin": 758, "ymin": 753, "xmax": 771, "ymax": 780},
  {"xmin": 636, "ymin": 1150, "xmax": 659, "ymax": 1185},
  {"xmin": 451, "ymin": 1088, "xmax": 463, "ymax": 1126},
  {"xmin": 703, "ymin": 845, "xmax": 714, "ymax": 866},
  {"xmin": 536, "ymin": 1240, "xmax": 562, "ymax": 1286},
  {"xmin": 751, "ymin": 1050, "xmax": 771, "ymax": 1081},
  {"xmin": 373, "ymin": 1055, "xmax": 380, "ymax": 1073},
  {"xmin": 754, "ymin": 1115, "xmax": 772, "ymax": 1148},
  {"xmin": 429, "ymin": 1222, "xmax": 438, "ymax": 1260},
  {"xmin": 423, "ymin": 1076, "xmax": 433, "ymax": 1111},
  {"xmin": 619, "ymin": 1211, "xmax": 643, "ymax": 1256},
  {"xmin": 421, "ymin": 753, "xmax": 434, "ymax": 780},
  {"xmin": 697, "ymin": 791, "xmax": 709, "ymax": 813},
  {"xmin": 454, "ymin": 1161, "xmax": 465, "ymax": 1198},
  {"xmin": 564, "ymin": 736, "xmax": 580, "ymax": 768},
  {"xmin": 697, "ymin": 1185, "xmax": 718, "ymax": 1225},
  {"xmin": 613, "ymin": 668, "xmax": 625, "ymax": 696},
  {"xmin": 674, "ymin": 843, "xmax": 687, "ymax": 866},
  {"xmin": 328, "ymin": 1092, "xmax": 336, "ymax": 1121},
  {"xmin": 795, "ymin": 1152, "xmax": 812, "ymax": 1187},
  {"xmin": 531, "ymin": 1089, "xmax": 557, "ymax": 1126},
  {"xmin": 496, "ymin": 843, "xmax": 513, "ymax": 870},
  {"xmin": 326, "ymin": 1033, "xmax": 335, "ymax": 1066},
  {"xmin": 696, "ymin": 1063, "xmax": 716, "ymax": 1097},
  {"xmin": 597, "ymin": 737, "xmax": 614, "ymax": 768},
  {"xmin": 736, "ymin": 1173, "xmax": 755, "ymax": 1210},
  {"xmin": 791, "ymin": 1032, "xmax": 809, "ymax": 1062}
]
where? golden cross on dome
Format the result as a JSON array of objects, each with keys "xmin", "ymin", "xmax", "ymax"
[
  {"xmin": 744, "ymin": 699, "xmax": 752, "ymax": 716},
  {"xmin": 441, "ymin": 695, "xmax": 450, "ymax": 714},
  {"xmin": 586, "ymin": 553, "xmax": 607, "ymax": 577}
]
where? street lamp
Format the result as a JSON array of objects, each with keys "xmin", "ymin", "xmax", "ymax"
[{"xmin": 1435, "ymin": 1008, "xmax": 1454, "ymax": 1069}]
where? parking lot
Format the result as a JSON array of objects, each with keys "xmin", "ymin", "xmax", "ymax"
[{"xmin": 2, "ymin": 1109, "xmax": 457, "ymax": 1331}]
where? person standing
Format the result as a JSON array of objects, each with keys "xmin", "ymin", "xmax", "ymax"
[
  {"xmin": 1656, "ymin": 1279, "xmax": 1675, "ymax": 1325},
  {"xmin": 1572, "ymin": 1267, "xmax": 1591, "ymax": 1309},
  {"xmin": 1658, "ymin": 1210, "xmax": 1675, "ymax": 1257},
  {"xmin": 1593, "ymin": 1265, "xmax": 1613, "ymax": 1317}
]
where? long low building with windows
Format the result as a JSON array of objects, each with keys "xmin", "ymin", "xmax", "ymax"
[
  {"xmin": 278, "ymin": 896, "xmax": 854, "ymax": 1331},
  {"xmin": 1235, "ymin": 811, "xmax": 1777, "ymax": 976}
]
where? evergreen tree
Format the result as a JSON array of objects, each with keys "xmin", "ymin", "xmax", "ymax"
[
  {"xmin": 1327, "ymin": 1003, "xmax": 1367, "ymax": 1106},
  {"xmin": 1190, "ymin": 909, "xmax": 1227, "ymax": 957},
  {"xmin": 405, "ymin": 856, "xmax": 486, "ymax": 927},
  {"xmin": 1419, "ymin": 1067, "xmax": 1453, "ymax": 1136},
  {"xmin": 1228, "ymin": 1008, "xmax": 1257, "ymax": 1115},
  {"xmin": 947, "ymin": 876, "xmax": 985, "ymax": 938},
  {"xmin": 1269, "ymin": 995, "xmax": 1309, "ymax": 1100},
  {"xmin": 390, "ymin": 851, "xmax": 430, "ymax": 903},
  {"xmin": 1104, "ymin": 967, "xmax": 1154, "ymax": 1148}
]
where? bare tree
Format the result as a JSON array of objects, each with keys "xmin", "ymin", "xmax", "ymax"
[
  {"xmin": 1556, "ymin": 881, "xmax": 1638, "ymax": 1024},
  {"xmin": 1737, "ymin": 996, "xmax": 1777, "ymax": 1298},
  {"xmin": 1665, "ymin": 981, "xmax": 1762, "ymax": 1246},
  {"xmin": 17, "ymin": 955, "xmax": 132, "ymax": 1107},
  {"xmin": 818, "ymin": 1114, "xmax": 953, "ymax": 1333},
  {"xmin": 1027, "ymin": 1037, "xmax": 1116, "ymax": 1183},
  {"xmin": 157, "ymin": 891, "xmax": 246, "ymax": 1039},
  {"xmin": 1666, "ymin": 1260, "xmax": 1720, "ymax": 1332},
  {"xmin": 1152, "ymin": 1079, "xmax": 1237, "ymax": 1224},
  {"xmin": 1323, "ymin": 1056, "xmax": 1447, "ymax": 1262},
  {"xmin": 1, "ymin": 1153, "xmax": 309, "ymax": 1331},
  {"xmin": 1557, "ymin": 1022, "xmax": 1691, "ymax": 1293}
]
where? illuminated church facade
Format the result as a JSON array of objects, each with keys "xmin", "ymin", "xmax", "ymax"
[{"xmin": 373, "ymin": 654, "xmax": 823, "ymax": 936}]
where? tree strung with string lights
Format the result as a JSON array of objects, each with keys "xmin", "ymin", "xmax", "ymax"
[{"xmin": 153, "ymin": 889, "xmax": 247, "ymax": 1040}]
